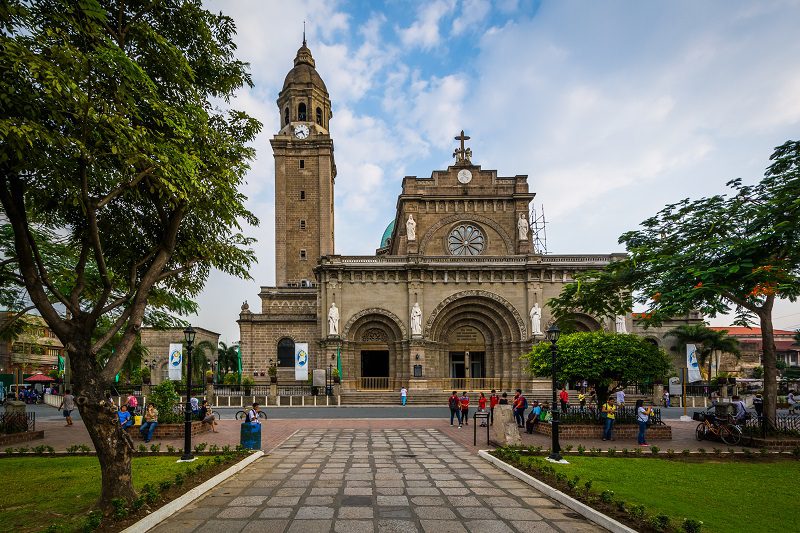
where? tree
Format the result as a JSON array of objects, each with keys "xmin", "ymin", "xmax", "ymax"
[
  {"xmin": 524, "ymin": 331, "xmax": 672, "ymax": 405},
  {"xmin": 548, "ymin": 141, "xmax": 800, "ymax": 422},
  {"xmin": 0, "ymin": 0, "xmax": 259, "ymax": 509},
  {"xmin": 217, "ymin": 341, "xmax": 239, "ymax": 375},
  {"xmin": 665, "ymin": 324, "xmax": 741, "ymax": 381}
]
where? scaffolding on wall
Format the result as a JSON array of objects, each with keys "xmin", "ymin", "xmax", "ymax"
[{"xmin": 529, "ymin": 204, "xmax": 548, "ymax": 255}]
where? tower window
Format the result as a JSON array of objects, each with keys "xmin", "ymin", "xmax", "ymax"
[
  {"xmin": 316, "ymin": 107, "xmax": 322, "ymax": 124},
  {"xmin": 300, "ymin": 249, "xmax": 307, "ymax": 260},
  {"xmin": 300, "ymin": 190, "xmax": 306, "ymax": 200},
  {"xmin": 298, "ymin": 102, "xmax": 307, "ymax": 121},
  {"xmin": 284, "ymin": 107, "xmax": 289, "ymax": 126},
  {"xmin": 299, "ymin": 159, "xmax": 304, "ymax": 169},
  {"xmin": 300, "ymin": 220, "xmax": 306, "ymax": 229}
]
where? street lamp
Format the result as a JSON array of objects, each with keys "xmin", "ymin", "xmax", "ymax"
[
  {"xmin": 546, "ymin": 323, "xmax": 563, "ymax": 462},
  {"xmin": 180, "ymin": 325, "xmax": 196, "ymax": 462}
]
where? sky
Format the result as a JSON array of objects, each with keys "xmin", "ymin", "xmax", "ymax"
[{"xmin": 197, "ymin": 0, "xmax": 800, "ymax": 343}]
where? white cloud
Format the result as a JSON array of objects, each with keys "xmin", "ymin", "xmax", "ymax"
[
  {"xmin": 452, "ymin": 0, "xmax": 491, "ymax": 36},
  {"xmin": 399, "ymin": 0, "xmax": 456, "ymax": 50}
]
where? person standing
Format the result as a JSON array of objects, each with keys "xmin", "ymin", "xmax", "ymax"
[
  {"xmin": 478, "ymin": 392, "xmax": 487, "ymax": 427},
  {"xmin": 578, "ymin": 391, "xmax": 586, "ymax": 411},
  {"xmin": 559, "ymin": 386, "xmax": 569, "ymax": 412},
  {"xmin": 602, "ymin": 397, "xmax": 617, "ymax": 441},
  {"xmin": 139, "ymin": 403, "xmax": 159, "ymax": 443},
  {"xmin": 489, "ymin": 389, "xmax": 500, "ymax": 425},
  {"xmin": 460, "ymin": 392, "xmax": 470, "ymax": 426},
  {"xmin": 400, "ymin": 386, "xmax": 408, "ymax": 406},
  {"xmin": 512, "ymin": 389, "xmax": 527, "ymax": 428},
  {"xmin": 663, "ymin": 389, "xmax": 670, "ymax": 407},
  {"xmin": 753, "ymin": 393, "xmax": 764, "ymax": 419},
  {"xmin": 636, "ymin": 399, "xmax": 653, "ymax": 446},
  {"xmin": 732, "ymin": 395, "xmax": 747, "ymax": 423},
  {"xmin": 58, "ymin": 389, "xmax": 75, "ymax": 427},
  {"xmin": 615, "ymin": 388, "xmax": 626, "ymax": 407},
  {"xmin": 788, "ymin": 390, "xmax": 798, "ymax": 414},
  {"xmin": 448, "ymin": 391, "xmax": 462, "ymax": 427}
]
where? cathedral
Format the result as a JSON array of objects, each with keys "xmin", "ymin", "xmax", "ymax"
[{"xmin": 237, "ymin": 41, "xmax": 695, "ymax": 392}]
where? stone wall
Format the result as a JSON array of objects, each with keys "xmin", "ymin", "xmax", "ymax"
[
  {"xmin": 534, "ymin": 423, "xmax": 673, "ymax": 441},
  {"xmin": 126, "ymin": 420, "xmax": 210, "ymax": 440},
  {"xmin": 140, "ymin": 327, "xmax": 220, "ymax": 384}
]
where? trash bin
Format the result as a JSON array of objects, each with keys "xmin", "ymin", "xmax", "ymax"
[{"xmin": 240, "ymin": 422, "xmax": 262, "ymax": 450}]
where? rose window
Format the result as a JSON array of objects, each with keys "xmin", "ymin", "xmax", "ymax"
[{"xmin": 447, "ymin": 224, "xmax": 485, "ymax": 256}]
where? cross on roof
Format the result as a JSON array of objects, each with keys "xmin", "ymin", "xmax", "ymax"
[{"xmin": 453, "ymin": 130, "xmax": 473, "ymax": 165}]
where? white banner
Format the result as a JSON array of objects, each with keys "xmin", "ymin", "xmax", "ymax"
[
  {"xmin": 168, "ymin": 343, "xmax": 183, "ymax": 381},
  {"xmin": 295, "ymin": 342, "xmax": 309, "ymax": 381},
  {"xmin": 686, "ymin": 344, "xmax": 702, "ymax": 383}
]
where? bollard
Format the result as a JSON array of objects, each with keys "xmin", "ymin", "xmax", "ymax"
[{"xmin": 240, "ymin": 422, "xmax": 262, "ymax": 450}]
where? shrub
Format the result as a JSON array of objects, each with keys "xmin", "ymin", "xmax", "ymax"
[
  {"xmin": 727, "ymin": 448, "xmax": 736, "ymax": 456},
  {"xmin": 589, "ymin": 447, "xmax": 601, "ymax": 456},
  {"xmin": 792, "ymin": 446, "xmax": 800, "ymax": 457},
  {"xmin": 111, "ymin": 498, "xmax": 129, "ymax": 519},
  {"xmin": 166, "ymin": 445, "xmax": 176, "ymax": 453},
  {"xmin": 66, "ymin": 445, "xmax": 80, "ymax": 454},
  {"xmin": 698, "ymin": 448, "xmax": 706, "ymax": 455},
  {"xmin": 4, "ymin": 447, "xmax": 14, "ymax": 454},
  {"xmin": 616, "ymin": 500, "xmax": 627, "ymax": 513},
  {"xmin": 16, "ymin": 446, "xmax": 29, "ymax": 454},
  {"xmin": 621, "ymin": 448, "xmax": 629, "ymax": 456},
  {"xmin": 223, "ymin": 372, "xmax": 240, "ymax": 385},
  {"xmin": 210, "ymin": 444, "xmax": 221, "ymax": 454},
  {"xmin": 149, "ymin": 380, "xmax": 182, "ymax": 424},
  {"xmin": 194, "ymin": 442, "xmax": 208, "ymax": 454},
  {"xmin": 584, "ymin": 480, "xmax": 593, "ymax": 492},
  {"xmin": 634, "ymin": 447, "xmax": 642, "ymax": 456},
  {"xmin": 681, "ymin": 449, "xmax": 691, "ymax": 456},
  {"xmin": 138, "ymin": 444, "xmax": 147, "ymax": 454},
  {"xmin": 666, "ymin": 449, "xmax": 675, "ymax": 458},
  {"xmin": 629, "ymin": 504, "xmax": 646, "ymax": 519},
  {"xmin": 577, "ymin": 445, "xmax": 586, "ymax": 455},
  {"xmin": 131, "ymin": 495, "xmax": 146, "ymax": 511},
  {"xmin": 158, "ymin": 480, "xmax": 172, "ymax": 492},
  {"xmin": 174, "ymin": 473, "xmax": 184, "ymax": 487},
  {"xmin": 650, "ymin": 445, "xmax": 660, "ymax": 455},
  {"xmin": 607, "ymin": 447, "xmax": 617, "ymax": 456},
  {"xmin": 600, "ymin": 490, "xmax": 614, "ymax": 503},
  {"xmin": 78, "ymin": 444, "xmax": 90, "ymax": 454},
  {"xmin": 759, "ymin": 448, "xmax": 769, "ymax": 456},
  {"xmin": 33, "ymin": 445, "xmax": 48, "ymax": 455},
  {"xmin": 141, "ymin": 483, "xmax": 159, "ymax": 504},
  {"xmin": 563, "ymin": 444, "xmax": 573, "ymax": 453},
  {"xmin": 650, "ymin": 514, "xmax": 670, "ymax": 531},
  {"xmin": 742, "ymin": 448, "xmax": 753, "ymax": 458},
  {"xmin": 567, "ymin": 476, "xmax": 580, "ymax": 490},
  {"xmin": 149, "ymin": 443, "xmax": 161, "ymax": 453},
  {"xmin": 82, "ymin": 510, "xmax": 102, "ymax": 532},
  {"xmin": 682, "ymin": 518, "xmax": 703, "ymax": 532},
  {"xmin": 555, "ymin": 472, "xmax": 568, "ymax": 483}
]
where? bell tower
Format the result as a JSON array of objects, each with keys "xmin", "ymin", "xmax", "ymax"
[{"xmin": 271, "ymin": 39, "xmax": 335, "ymax": 287}]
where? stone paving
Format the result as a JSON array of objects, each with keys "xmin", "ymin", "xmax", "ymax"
[{"xmin": 152, "ymin": 428, "xmax": 603, "ymax": 533}]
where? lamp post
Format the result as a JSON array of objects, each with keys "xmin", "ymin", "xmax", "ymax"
[
  {"xmin": 180, "ymin": 325, "xmax": 196, "ymax": 462},
  {"xmin": 546, "ymin": 324, "xmax": 563, "ymax": 462}
]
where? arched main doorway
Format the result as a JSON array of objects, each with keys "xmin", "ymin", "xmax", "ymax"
[{"xmin": 341, "ymin": 308, "xmax": 406, "ymax": 390}]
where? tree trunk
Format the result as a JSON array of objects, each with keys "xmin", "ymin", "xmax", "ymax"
[
  {"xmin": 71, "ymin": 351, "xmax": 137, "ymax": 510},
  {"xmin": 758, "ymin": 313, "xmax": 778, "ymax": 423}
]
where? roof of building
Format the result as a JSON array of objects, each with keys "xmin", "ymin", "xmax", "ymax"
[
  {"xmin": 708, "ymin": 326, "xmax": 797, "ymax": 336},
  {"xmin": 380, "ymin": 219, "xmax": 395, "ymax": 248},
  {"xmin": 282, "ymin": 43, "xmax": 327, "ymax": 93}
]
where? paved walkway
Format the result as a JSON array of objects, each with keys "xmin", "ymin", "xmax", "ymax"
[{"xmin": 152, "ymin": 428, "xmax": 603, "ymax": 533}]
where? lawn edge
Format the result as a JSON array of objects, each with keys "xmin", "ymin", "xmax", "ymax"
[
  {"xmin": 478, "ymin": 450, "xmax": 637, "ymax": 533},
  {"xmin": 120, "ymin": 450, "xmax": 264, "ymax": 533}
]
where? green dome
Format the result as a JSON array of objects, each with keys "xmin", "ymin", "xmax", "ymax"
[{"xmin": 380, "ymin": 220, "xmax": 395, "ymax": 248}]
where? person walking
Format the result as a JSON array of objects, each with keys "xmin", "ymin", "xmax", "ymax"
[
  {"xmin": 139, "ymin": 403, "xmax": 159, "ymax": 443},
  {"xmin": 489, "ymin": 389, "xmax": 499, "ymax": 425},
  {"xmin": 448, "ymin": 391, "xmax": 462, "ymax": 427},
  {"xmin": 663, "ymin": 389, "xmax": 670, "ymax": 407},
  {"xmin": 559, "ymin": 386, "xmax": 569, "ymax": 412},
  {"xmin": 636, "ymin": 399, "xmax": 653, "ymax": 446},
  {"xmin": 58, "ymin": 389, "xmax": 75, "ymax": 427},
  {"xmin": 602, "ymin": 397, "xmax": 617, "ymax": 441},
  {"xmin": 400, "ymin": 386, "xmax": 408, "ymax": 406},
  {"xmin": 459, "ymin": 391, "xmax": 470, "ymax": 426}
]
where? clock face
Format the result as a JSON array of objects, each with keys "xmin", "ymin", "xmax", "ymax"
[
  {"xmin": 294, "ymin": 124, "xmax": 310, "ymax": 139},
  {"xmin": 457, "ymin": 169, "xmax": 472, "ymax": 184}
]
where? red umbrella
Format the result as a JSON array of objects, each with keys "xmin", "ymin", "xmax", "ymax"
[{"xmin": 24, "ymin": 373, "xmax": 55, "ymax": 382}]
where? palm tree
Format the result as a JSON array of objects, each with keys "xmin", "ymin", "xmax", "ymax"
[
  {"xmin": 666, "ymin": 324, "xmax": 741, "ymax": 380},
  {"xmin": 217, "ymin": 341, "xmax": 238, "ymax": 375}
]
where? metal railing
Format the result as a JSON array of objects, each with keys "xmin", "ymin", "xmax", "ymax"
[
  {"xmin": 358, "ymin": 377, "xmax": 394, "ymax": 390},
  {"xmin": 445, "ymin": 378, "xmax": 502, "ymax": 391},
  {"xmin": 743, "ymin": 414, "xmax": 800, "ymax": 437},
  {"xmin": 277, "ymin": 385, "xmax": 314, "ymax": 396},
  {"xmin": 213, "ymin": 384, "xmax": 270, "ymax": 396},
  {"xmin": 558, "ymin": 406, "xmax": 665, "ymax": 426},
  {"xmin": 0, "ymin": 411, "xmax": 35, "ymax": 434}
]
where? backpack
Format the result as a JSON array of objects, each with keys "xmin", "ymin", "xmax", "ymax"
[{"xmin": 521, "ymin": 397, "xmax": 528, "ymax": 410}]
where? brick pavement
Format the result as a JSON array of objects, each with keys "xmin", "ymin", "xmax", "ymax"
[{"xmin": 151, "ymin": 428, "xmax": 604, "ymax": 533}]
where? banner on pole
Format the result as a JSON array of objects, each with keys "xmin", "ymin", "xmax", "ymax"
[
  {"xmin": 686, "ymin": 344, "xmax": 702, "ymax": 382},
  {"xmin": 168, "ymin": 343, "xmax": 183, "ymax": 381},
  {"xmin": 295, "ymin": 342, "xmax": 309, "ymax": 381}
]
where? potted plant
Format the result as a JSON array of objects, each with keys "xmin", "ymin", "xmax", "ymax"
[
  {"xmin": 268, "ymin": 365, "xmax": 277, "ymax": 383},
  {"xmin": 332, "ymin": 367, "xmax": 340, "ymax": 384},
  {"xmin": 205, "ymin": 369, "xmax": 214, "ymax": 384},
  {"xmin": 242, "ymin": 375, "xmax": 254, "ymax": 395},
  {"xmin": 141, "ymin": 366, "xmax": 151, "ymax": 384}
]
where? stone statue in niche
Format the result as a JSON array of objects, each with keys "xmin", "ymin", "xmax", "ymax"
[
  {"xmin": 518, "ymin": 213, "xmax": 529, "ymax": 241},
  {"xmin": 529, "ymin": 303, "xmax": 542, "ymax": 336},
  {"xmin": 615, "ymin": 314, "xmax": 627, "ymax": 333},
  {"xmin": 328, "ymin": 302, "xmax": 340, "ymax": 335},
  {"xmin": 406, "ymin": 214, "xmax": 417, "ymax": 241},
  {"xmin": 410, "ymin": 302, "xmax": 422, "ymax": 336}
]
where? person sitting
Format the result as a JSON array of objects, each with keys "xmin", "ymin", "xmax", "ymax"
[
  {"xmin": 732, "ymin": 395, "xmax": 748, "ymax": 423},
  {"xmin": 117, "ymin": 404, "xmax": 134, "ymax": 430},
  {"xmin": 199, "ymin": 400, "xmax": 218, "ymax": 433},
  {"xmin": 139, "ymin": 403, "xmax": 159, "ymax": 443},
  {"xmin": 190, "ymin": 397, "xmax": 200, "ymax": 418},
  {"xmin": 247, "ymin": 402, "xmax": 261, "ymax": 424},
  {"xmin": 525, "ymin": 401, "xmax": 540, "ymax": 434}
]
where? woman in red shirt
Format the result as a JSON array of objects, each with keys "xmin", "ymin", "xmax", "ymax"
[{"xmin": 489, "ymin": 389, "xmax": 499, "ymax": 425}]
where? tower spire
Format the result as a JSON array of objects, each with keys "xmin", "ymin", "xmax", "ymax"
[{"xmin": 303, "ymin": 21, "xmax": 306, "ymax": 46}]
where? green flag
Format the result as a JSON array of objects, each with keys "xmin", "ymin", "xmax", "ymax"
[
  {"xmin": 237, "ymin": 343, "xmax": 242, "ymax": 385},
  {"xmin": 57, "ymin": 356, "xmax": 64, "ymax": 372},
  {"xmin": 337, "ymin": 346, "xmax": 342, "ymax": 379}
]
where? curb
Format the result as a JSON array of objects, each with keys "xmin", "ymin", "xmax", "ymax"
[
  {"xmin": 121, "ymin": 450, "xmax": 264, "ymax": 533},
  {"xmin": 478, "ymin": 450, "xmax": 637, "ymax": 533}
]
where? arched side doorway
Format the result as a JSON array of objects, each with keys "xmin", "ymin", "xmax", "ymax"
[
  {"xmin": 341, "ymin": 309, "xmax": 406, "ymax": 391},
  {"xmin": 426, "ymin": 291, "xmax": 527, "ymax": 390}
]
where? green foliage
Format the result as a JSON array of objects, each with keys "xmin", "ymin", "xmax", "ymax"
[
  {"xmin": 82, "ymin": 510, "xmax": 102, "ymax": 533},
  {"xmin": 629, "ymin": 504, "xmax": 646, "ymax": 519},
  {"xmin": 223, "ymin": 372, "xmax": 240, "ymax": 385},
  {"xmin": 524, "ymin": 331, "xmax": 672, "ymax": 402},
  {"xmin": 217, "ymin": 342, "xmax": 240, "ymax": 375},
  {"xmin": 193, "ymin": 442, "xmax": 208, "ymax": 454},
  {"xmin": 650, "ymin": 445, "xmax": 660, "ymax": 455},
  {"xmin": 752, "ymin": 365, "xmax": 764, "ymax": 378},
  {"xmin": 149, "ymin": 443, "xmax": 161, "ymax": 453},
  {"xmin": 149, "ymin": 380, "xmax": 182, "ymax": 423},
  {"xmin": 682, "ymin": 518, "xmax": 703, "ymax": 533},
  {"xmin": 650, "ymin": 514, "xmax": 670, "ymax": 531},
  {"xmin": 241, "ymin": 375, "xmax": 255, "ymax": 388},
  {"xmin": 110, "ymin": 498, "xmax": 128, "ymax": 519},
  {"xmin": 600, "ymin": 489, "xmax": 614, "ymax": 503},
  {"xmin": 137, "ymin": 444, "xmax": 147, "ymax": 454}
]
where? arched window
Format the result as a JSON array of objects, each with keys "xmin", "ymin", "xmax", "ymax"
[
  {"xmin": 284, "ymin": 107, "xmax": 289, "ymax": 126},
  {"xmin": 277, "ymin": 338, "xmax": 295, "ymax": 368},
  {"xmin": 316, "ymin": 107, "xmax": 322, "ymax": 125},
  {"xmin": 298, "ymin": 102, "xmax": 307, "ymax": 121}
]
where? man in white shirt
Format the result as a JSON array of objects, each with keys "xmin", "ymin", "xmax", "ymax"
[
  {"xmin": 247, "ymin": 402, "xmax": 261, "ymax": 424},
  {"xmin": 400, "ymin": 386, "xmax": 408, "ymax": 406},
  {"xmin": 615, "ymin": 389, "xmax": 626, "ymax": 407}
]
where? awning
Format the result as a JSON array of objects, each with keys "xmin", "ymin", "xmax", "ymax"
[{"xmin": 23, "ymin": 373, "xmax": 55, "ymax": 382}]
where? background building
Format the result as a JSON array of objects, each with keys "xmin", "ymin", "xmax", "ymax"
[
  {"xmin": 140, "ymin": 327, "xmax": 220, "ymax": 384},
  {"xmin": 0, "ymin": 312, "xmax": 65, "ymax": 391}
]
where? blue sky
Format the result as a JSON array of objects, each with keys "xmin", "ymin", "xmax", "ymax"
[{"xmin": 199, "ymin": 0, "xmax": 800, "ymax": 342}]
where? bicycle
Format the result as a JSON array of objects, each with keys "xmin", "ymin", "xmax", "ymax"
[
  {"xmin": 235, "ymin": 410, "xmax": 267, "ymax": 421},
  {"xmin": 694, "ymin": 412, "xmax": 741, "ymax": 445}
]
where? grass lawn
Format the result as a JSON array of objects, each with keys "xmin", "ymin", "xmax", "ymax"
[
  {"xmin": 521, "ymin": 456, "xmax": 800, "ymax": 533},
  {"xmin": 0, "ymin": 456, "xmax": 200, "ymax": 532}
]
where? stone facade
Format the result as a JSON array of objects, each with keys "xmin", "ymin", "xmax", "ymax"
[
  {"xmin": 238, "ymin": 42, "xmax": 698, "ymax": 392},
  {"xmin": 140, "ymin": 327, "xmax": 220, "ymax": 384}
]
